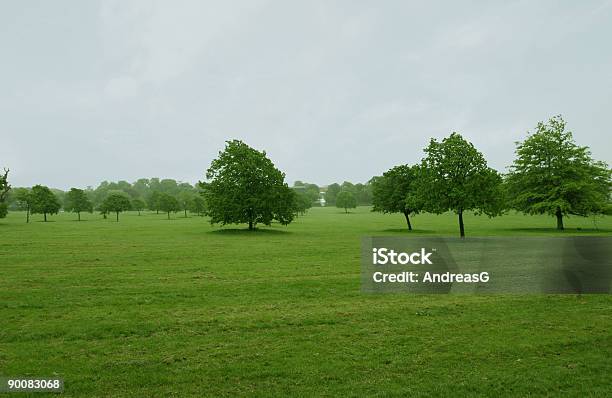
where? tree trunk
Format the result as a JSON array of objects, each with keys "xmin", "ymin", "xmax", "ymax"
[
  {"xmin": 138, "ymin": 210, "xmax": 141, "ymax": 216},
  {"xmin": 78, "ymin": 212, "xmax": 81, "ymax": 221},
  {"xmin": 156, "ymin": 210, "xmax": 159, "ymax": 214},
  {"xmin": 184, "ymin": 209, "xmax": 187, "ymax": 218},
  {"xmin": 556, "ymin": 208, "xmax": 564, "ymax": 230},
  {"xmin": 458, "ymin": 210, "xmax": 465, "ymax": 239},
  {"xmin": 116, "ymin": 211, "xmax": 119, "ymax": 222},
  {"xmin": 167, "ymin": 212, "xmax": 170, "ymax": 220},
  {"xmin": 44, "ymin": 212, "xmax": 47, "ymax": 222},
  {"xmin": 249, "ymin": 220, "xmax": 254, "ymax": 230},
  {"xmin": 345, "ymin": 207, "xmax": 348, "ymax": 213},
  {"xmin": 403, "ymin": 210, "xmax": 412, "ymax": 231},
  {"xmin": 26, "ymin": 208, "xmax": 29, "ymax": 223}
]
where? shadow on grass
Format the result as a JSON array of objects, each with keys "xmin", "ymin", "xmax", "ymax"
[
  {"xmin": 381, "ymin": 228, "xmax": 438, "ymax": 234},
  {"xmin": 207, "ymin": 227, "xmax": 292, "ymax": 235},
  {"xmin": 502, "ymin": 227, "xmax": 612, "ymax": 233}
]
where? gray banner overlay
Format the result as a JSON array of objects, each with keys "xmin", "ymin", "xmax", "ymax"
[{"xmin": 361, "ymin": 237, "xmax": 611, "ymax": 294}]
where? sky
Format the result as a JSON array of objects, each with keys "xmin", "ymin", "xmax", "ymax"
[{"xmin": 2, "ymin": 0, "xmax": 611, "ymax": 190}]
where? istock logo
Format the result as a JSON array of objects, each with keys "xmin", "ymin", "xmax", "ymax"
[{"xmin": 372, "ymin": 248, "xmax": 434, "ymax": 265}]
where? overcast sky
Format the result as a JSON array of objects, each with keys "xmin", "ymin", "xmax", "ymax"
[{"xmin": 2, "ymin": 0, "xmax": 611, "ymax": 189}]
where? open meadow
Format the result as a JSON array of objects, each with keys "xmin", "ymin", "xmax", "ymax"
[{"xmin": 1, "ymin": 207, "xmax": 611, "ymax": 396}]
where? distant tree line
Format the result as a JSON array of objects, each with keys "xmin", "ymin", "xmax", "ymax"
[
  {"xmin": 2, "ymin": 116, "xmax": 610, "ymax": 233},
  {"xmin": 5, "ymin": 177, "xmax": 206, "ymax": 222},
  {"xmin": 290, "ymin": 180, "xmax": 373, "ymax": 214}
]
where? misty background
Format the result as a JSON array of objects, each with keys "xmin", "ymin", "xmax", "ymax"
[{"xmin": 2, "ymin": 0, "xmax": 611, "ymax": 190}]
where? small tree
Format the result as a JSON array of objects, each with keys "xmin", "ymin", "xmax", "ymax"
[
  {"xmin": 190, "ymin": 195, "xmax": 206, "ymax": 216},
  {"xmin": 147, "ymin": 191, "xmax": 161, "ymax": 214},
  {"xmin": 64, "ymin": 188, "xmax": 93, "ymax": 221},
  {"xmin": 372, "ymin": 165, "xmax": 419, "ymax": 230},
  {"xmin": 506, "ymin": 116, "xmax": 611, "ymax": 230},
  {"xmin": 177, "ymin": 191, "xmax": 194, "ymax": 218},
  {"xmin": 131, "ymin": 198, "xmax": 145, "ymax": 216},
  {"xmin": 324, "ymin": 183, "xmax": 341, "ymax": 205},
  {"xmin": 102, "ymin": 193, "xmax": 131, "ymax": 222},
  {"xmin": 0, "ymin": 168, "xmax": 10, "ymax": 218},
  {"xmin": 294, "ymin": 191, "xmax": 312, "ymax": 215},
  {"xmin": 158, "ymin": 193, "xmax": 179, "ymax": 219},
  {"xmin": 201, "ymin": 140, "xmax": 298, "ymax": 230},
  {"xmin": 30, "ymin": 185, "xmax": 61, "ymax": 222},
  {"xmin": 13, "ymin": 187, "xmax": 32, "ymax": 223},
  {"xmin": 413, "ymin": 133, "xmax": 503, "ymax": 238},
  {"xmin": 336, "ymin": 191, "xmax": 357, "ymax": 213}
]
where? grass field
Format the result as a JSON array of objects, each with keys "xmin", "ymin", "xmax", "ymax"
[{"xmin": 1, "ymin": 207, "xmax": 611, "ymax": 397}]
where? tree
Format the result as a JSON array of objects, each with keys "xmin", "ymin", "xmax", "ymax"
[
  {"xmin": 12, "ymin": 187, "xmax": 32, "ymax": 223},
  {"xmin": 131, "ymin": 198, "xmax": 145, "ymax": 216},
  {"xmin": 325, "ymin": 183, "xmax": 341, "ymax": 205},
  {"xmin": 0, "ymin": 168, "xmax": 10, "ymax": 218},
  {"xmin": 292, "ymin": 182, "xmax": 320, "ymax": 206},
  {"xmin": 30, "ymin": 185, "xmax": 61, "ymax": 222},
  {"xmin": 147, "ymin": 191, "xmax": 162, "ymax": 214},
  {"xmin": 64, "ymin": 188, "xmax": 93, "ymax": 221},
  {"xmin": 354, "ymin": 183, "xmax": 372, "ymax": 206},
  {"xmin": 506, "ymin": 116, "xmax": 611, "ymax": 230},
  {"xmin": 158, "ymin": 193, "xmax": 179, "ymax": 219},
  {"xmin": 372, "ymin": 165, "xmax": 420, "ymax": 230},
  {"xmin": 411, "ymin": 133, "xmax": 503, "ymax": 238},
  {"xmin": 201, "ymin": 140, "xmax": 298, "ymax": 230},
  {"xmin": 101, "ymin": 193, "xmax": 131, "ymax": 222},
  {"xmin": 336, "ymin": 191, "xmax": 357, "ymax": 213},
  {"xmin": 177, "ymin": 191, "xmax": 195, "ymax": 218},
  {"xmin": 190, "ymin": 195, "xmax": 206, "ymax": 216},
  {"xmin": 294, "ymin": 191, "xmax": 313, "ymax": 215}
]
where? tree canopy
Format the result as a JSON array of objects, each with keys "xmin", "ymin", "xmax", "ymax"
[
  {"xmin": 372, "ymin": 165, "xmax": 419, "ymax": 230},
  {"xmin": 506, "ymin": 116, "xmax": 611, "ymax": 230},
  {"xmin": 324, "ymin": 183, "xmax": 341, "ymax": 205},
  {"xmin": 101, "ymin": 193, "xmax": 131, "ymax": 222},
  {"xmin": 336, "ymin": 191, "xmax": 357, "ymax": 213},
  {"xmin": 30, "ymin": 185, "xmax": 61, "ymax": 222},
  {"xmin": 200, "ymin": 140, "xmax": 298, "ymax": 230},
  {"xmin": 64, "ymin": 188, "xmax": 93, "ymax": 221},
  {"xmin": 190, "ymin": 195, "xmax": 206, "ymax": 216},
  {"xmin": 177, "ymin": 191, "xmax": 195, "ymax": 218},
  {"xmin": 131, "ymin": 198, "xmax": 145, "ymax": 215},
  {"xmin": 158, "ymin": 192, "xmax": 180, "ymax": 219},
  {"xmin": 410, "ymin": 133, "xmax": 503, "ymax": 237}
]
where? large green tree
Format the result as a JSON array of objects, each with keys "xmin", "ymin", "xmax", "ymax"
[
  {"xmin": 201, "ymin": 140, "xmax": 298, "ymax": 230},
  {"xmin": 336, "ymin": 191, "xmax": 357, "ymax": 213},
  {"xmin": 30, "ymin": 185, "xmax": 61, "ymax": 222},
  {"xmin": 411, "ymin": 133, "xmax": 503, "ymax": 238},
  {"xmin": 101, "ymin": 193, "xmax": 131, "ymax": 222},
  {"xmin": 506, "ymin": 116, "xmax": 611, "ymax": 230},
  {"xmin": 372, "ymin": 165, "xmax": 419, "ymax": 230},
  {"xmin": 158, "ymin": 193, "xmax": 180, "ymax": 219},
  {"xmin": 0, "ymin": 168, "xmax": 10, "ymax": 218},
  {"xmin": 64, "ymin": 188, "xmax": 93, "ymax": 221}
]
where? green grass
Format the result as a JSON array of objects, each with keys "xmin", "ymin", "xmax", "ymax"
[{"xmin": 1, "ymin": 208, "xmax": 610, "ymax": 397}]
